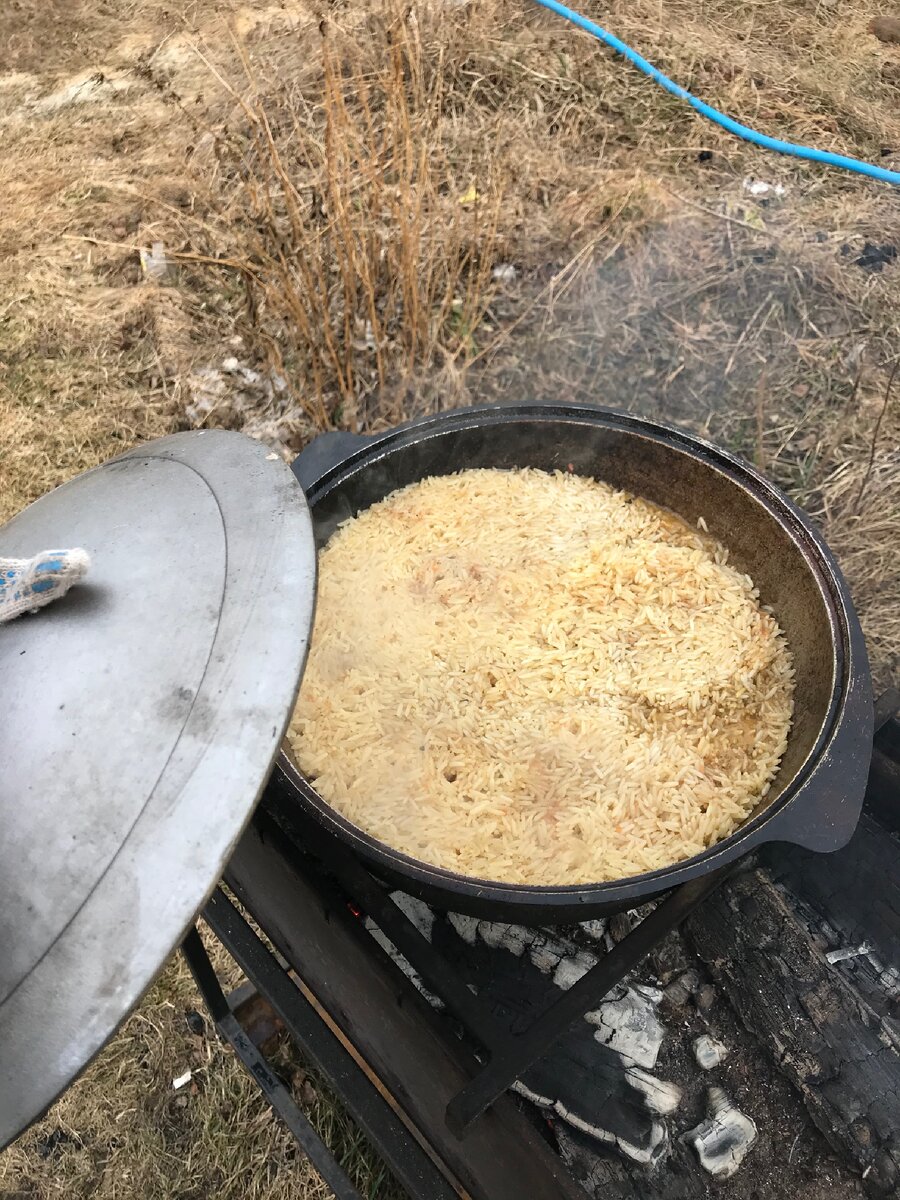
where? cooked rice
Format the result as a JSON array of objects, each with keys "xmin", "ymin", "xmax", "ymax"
[{"xmin": 287, "ymin": 468, "xmax": 794, "ymax": 885}]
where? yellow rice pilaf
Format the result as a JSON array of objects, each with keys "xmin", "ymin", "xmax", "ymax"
[{"xmin": 287, "ymin": 468, "xmax": 794, "ymax": 885}]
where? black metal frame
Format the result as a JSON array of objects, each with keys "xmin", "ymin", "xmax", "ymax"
[
  {"xmin": 275, "ymin": 807, "xmax": 733, "ymax": 1136},
  {"xmin": 181, "ymin": 900, "xmax": 458, "ymax": 1200},
  {"xmin": 181, "ymin": 925, "xmax": 365, "ymax": 1200},
  {"xmin": 445, "ymin": 866, "xmax": 730, "ymax": 1133}
]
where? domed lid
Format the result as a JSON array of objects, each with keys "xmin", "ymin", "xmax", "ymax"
[{"xmin": 0, "ymin": 430, "xmax": 316, "ymax": 1147}]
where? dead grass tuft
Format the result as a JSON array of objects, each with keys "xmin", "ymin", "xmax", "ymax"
[{"xmin": 209, "ymin": 4, "xmax": 510, "ymax": 431}]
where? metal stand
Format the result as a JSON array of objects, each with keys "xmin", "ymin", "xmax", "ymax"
[
  {"xmin": 288, "ymin": 814, "xmax": 733, "ymax": 1137},
  {"xmin": 182, "ymin": 893, "xmax": 459, "ymax": 1200},
  {"xmin": 180, "ymin": 925, "xmax": 365, "ymax": 1200},
  {"xmin": 176, "ymin": 687, "xmax": 900, "ymax": 1196},
  {"xmin": 444, "ymin": 866, "xmax": 731, "ymax": 1134}
]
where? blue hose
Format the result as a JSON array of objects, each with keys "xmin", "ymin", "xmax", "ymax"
[{"xmin": 532, "ymin": 0, "xmax": 900, "ymax": 186}]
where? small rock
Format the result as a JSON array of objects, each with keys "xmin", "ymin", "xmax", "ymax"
[
  {"xmin": 663, "ymin": 969, "xmax": 699, "ymax": 1008},
  {"xmin": 221, "ymin": 356, "xmax": 240, "ymax": 373},
  {"xmin": 743, "ymin": 178, "xmax": 787, "ymax": 199},
  {"xmin": 695, "ymin": 983, "xmax": 716, "ymax": 1011},
  {"xmin": 491, "ymin": 262, "xmax": 518, "ymax": 284},
  {"xmin": 694, "ymin": 1034, "xmax": 728, "ymax": 1069},
  {"xmin": 685, "ymin": 1087, "xmax": 758, "ymax": 1178},
  {"xmin": 184, "ymin": 1009, "xmax": 206, "ymax": 1037},
  {"xmin": 855, "ymin": 242, "xmax": 898, "ymax": 273},
  {"xmin": 870, "ymin": 15, "xmax": 900, "ymax": 43}
]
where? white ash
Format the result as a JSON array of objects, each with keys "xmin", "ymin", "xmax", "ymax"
[
  {"xmin": 579, "ymin": 919, "xmax": 608, "ymax": 943},
  {"xmin": 625, "ymin": 1067, "xmax": 682, "ymax": 1115},
  {"xmin": 633, "ymin": 983, "xmax": 664, "ymax": 1005},
  {"xmin": 553, "ymin": 950, "xmax": 597, "ymax": 990},
  {"xmin": 443, "ymin": 912, "xmax": 669, "ymax": 1074},
  {"xmin": 825, "ymin": 941, "xmax": 872, "ymax": 965},
  {"xmin": 685, "ymin": 1087, "xmax": 758, "ymax": 1178},
  {"xmin": 363, "ymin": 920, "xmax": 444, "ymax": 1009},
  {"xmin": 693, "ymin": 1034, "xmax": 728, "ymax": 1070},
  {"xmin": 477, "ymin": 921, "xmax": 531, "ymax": 956},
  {"xmin": 586, "ymin": 987, "xmax": 665, "ymax": 1070},
  {"xmin": 384, "ymin": 901, "xmax": 732, "ymax": 1169},
  {"xmin": 447, "ymin": 912, "xmax": 479, "ymax": 946},
  {"xmin": 513, "ymin": 1079, "xmax": 668, "ymax": 1167},
  {"xmin": 389, "ymin": 892, "xmax": 435, "ymax": 942},
  {"xmin": 447, "ymin": 915, "xmax": 605, "ymax": 981},
  {"xmin": 529, "ymin": 940, "xmax": 565, "ymax": 976}
]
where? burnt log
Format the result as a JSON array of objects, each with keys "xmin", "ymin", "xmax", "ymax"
[
  {"xmin": 686, "ymin": 862, "xmax": 900, "ymax": 1195},
  {"xmin": 765, "ymin": 816, "xmax": 900, "ymax": 1024}
]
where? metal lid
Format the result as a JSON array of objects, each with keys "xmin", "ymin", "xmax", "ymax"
[{"xmin": 0, "ymin": 431, "xmax": 316, "ymax": 1147}]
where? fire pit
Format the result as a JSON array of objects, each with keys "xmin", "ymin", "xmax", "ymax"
[{"xmin": 187, "ymin": 687, "xmax": 900, "ymax": 1198}]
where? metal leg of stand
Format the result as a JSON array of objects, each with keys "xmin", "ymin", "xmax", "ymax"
[
  {"xmin": 445, "ymin": 866, "xmax": 732, "ymax": 1137},
  {"xmin": 181, "ymin": 926, "xmax": 364, "ymax": 1200}
]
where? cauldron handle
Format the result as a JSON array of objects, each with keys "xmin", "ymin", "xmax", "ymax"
[
  {"xmin": 758, "ymin": 669, "xmax": 873, "ymax": 855},
  {"xmin": 291, "ymin": 432, "xmax": 379, "ymax": 492}
]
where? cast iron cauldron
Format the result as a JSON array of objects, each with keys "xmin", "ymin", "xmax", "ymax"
[{"xmin": 270, "ymin": 404, "xmax": 872, "ymax": 924}]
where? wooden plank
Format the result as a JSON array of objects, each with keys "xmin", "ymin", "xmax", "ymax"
[
  {"xmin": 686, "ymin": 865, "xmax": 900, "ymax": 1195},
  {"xmin": 225, "ymin": 818, "xmax": 588, "ymax": 1200}
]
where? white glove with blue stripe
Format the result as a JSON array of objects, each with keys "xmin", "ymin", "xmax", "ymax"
[{"xmin": 0, "ymin": 549, "xmax": 91, "ymax": 623}]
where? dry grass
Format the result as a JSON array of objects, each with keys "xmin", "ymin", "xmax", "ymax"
[
  {"xmin": 0, "ymin": 930, "xmax": 402, "ymax": 1200},
  {"xmin": 1, "ymin": 0, "xmax": 900, "ymax": 1194},
  {"xmin": 213, "ymin": 10, "xmax": 505, "ymax": 430}
]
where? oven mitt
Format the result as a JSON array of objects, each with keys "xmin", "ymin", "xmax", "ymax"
[{"xmin": 0, "ymin": 549, "xmax": 91, "ymax": 623}]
